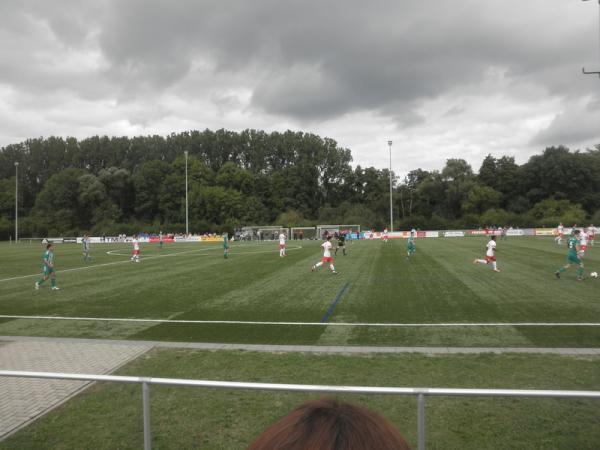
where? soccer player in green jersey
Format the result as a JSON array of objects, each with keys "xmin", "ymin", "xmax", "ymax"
[
  {"xmin": 35, "ymin": 243, "xmax": 59, "ymax": 290},
  {"xmin": 406, "ymin": 235, "xmax": 416, "ymax": 260},
  {"xmin": 82, "ymin": 234, "xmax": 91, "ymax": 262},
  {"xmin": 223, "ymin": 233, "xmax": 230, "ymax": 259},
  {"xmin": 555, "ymin": 229, "xmax": 584, "ymax": 280},
  {"xmin": 158, "ymin": 231, "xmax": 163, "ymax": 249}
]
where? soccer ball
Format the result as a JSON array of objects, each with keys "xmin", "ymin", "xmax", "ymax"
[{"xmin": 591, "ymin": 272, "xmax": 598, "ymax": 279}]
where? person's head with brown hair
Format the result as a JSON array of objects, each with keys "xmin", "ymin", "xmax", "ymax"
[{"xmin": 248, "ymin": 398, "xmax": 411, "ymax": 450}]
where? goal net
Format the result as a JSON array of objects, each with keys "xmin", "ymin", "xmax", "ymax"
[
  {"xmin": 316, "ymin": 224, "xmax": 361, "ymax": 239},
  {"xmin": 240, "ymin": 226, "xmax": 289, "ymax": 241},
  {"xmin": 290, "ymin": 227, "xmax": 317, "ymax": 240}
]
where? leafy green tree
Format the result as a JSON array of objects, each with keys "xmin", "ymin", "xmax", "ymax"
[
  {"xmin": 31, "ymin": 168, "xmax": 86, "ymax": 235},
  {"xmin": 462, "ymin": 184, "xmax": 503, "ymax": 215},
  {"xmin": 98, "ymin": 167, "xmax": 134, "ymax": 217},
  {"xmin": 133, "ymin": 161, "xmax": 172, "ymax": 221},
  {"xmin": 530, "ymin": 198, "xmax": 587, "ymax": 227}
]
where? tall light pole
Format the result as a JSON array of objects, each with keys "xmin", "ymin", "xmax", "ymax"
[
  {"xmin": 388, "ymin": 140, "xmax": 393, "ymax": 232},
  {"xmin": 14, "ymin": 162, "xmax": 19, "ymax": 243},
  {"xmin": 184, "ymin": 151, "xmax": 189, "ymax": 236},
  {"xmin": 582, "ymin": 0, "xmax": 600, "ymax": 77}
]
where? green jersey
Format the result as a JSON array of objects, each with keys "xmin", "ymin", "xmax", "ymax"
[
  {"xmin": 43, "ymin": 250, "xmax": 54, "ymax": 267},
  {"xmin": 42, "ymin": 250, "xmax": 55, "ymax": 274},
  {"xmin": 337, "ymin": 235, "xmax": 346, "ymax": 246},
  {"xmin": 566, "ymin": 237, "xmax": 581, "ymax": 264},
  {"xmin": 567, "ymin": 237, "xmax": 579, "ymax": 256},
  {"xmin": 407, "ymin": 237, "xmax": 415, "ymax": 249},
  {"xmin": 223, "ymin": 235, "xmax": 229, "ymax": 249}
]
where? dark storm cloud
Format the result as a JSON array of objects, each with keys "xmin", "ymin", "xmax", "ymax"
[
  {"xmin": 530, "ymin": 94, "xmax": 600, "ymax": 148},
  {"xmin": 87, "ymin": 0, "xmax": 597, "ymax": 125},
  {"xmin": 0, "ymin": 0, "xmax": 599, "ymax": 154}
]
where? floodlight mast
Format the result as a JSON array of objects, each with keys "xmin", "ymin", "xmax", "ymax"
[{"xmin": 582, "ymin": 0, "xmax": 600, "ymax": 77}]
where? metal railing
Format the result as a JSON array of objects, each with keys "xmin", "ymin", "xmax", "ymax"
[{"xmin": 1, "ymin": 370, "xmax": 599, "ymax": 450}]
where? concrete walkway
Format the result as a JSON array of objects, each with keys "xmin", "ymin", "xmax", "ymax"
[
  {"xmin": 0, "ymin": 339, "xmax": 151, "ymax": 440},
  {"xmin": 2, "ymin": 335, "xmax": 600, "ymax": 355},
  {"xmin": 0, "ymin": 335, "xmax": 598, "ymax": 441}
]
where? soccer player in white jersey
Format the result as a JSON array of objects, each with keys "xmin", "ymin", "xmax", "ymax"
[
  {"xmin": 278, "ymin": 232, "xmax": 286, "ymax": 257},
  {"xmin": 311, "ymin": 235, "xmax": 338, "ymax": 274},
  {"xmin": 578, "ymin": 229, "xmax": 588, "ymax": 257},
  {"xmin": 473, "ymin": 235, "xmax": 500, "ymax": 272},
  {"xmin": 555, "ymin": 223, "xmax": 564, "ymax": 244},
  {"xmin": 131, "ymin": 234, "xmax": 141, "ymax": 263},
  {"xmin": 588, "ymin": 224, "xmax": 595, "ymax": 247},
  {"xmin": 382, "ymin": 228, "xmax": 388, "ymax": 243}
]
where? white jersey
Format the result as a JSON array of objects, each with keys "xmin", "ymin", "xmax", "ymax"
[
  {"xmin": 133, "ymin": 239, "xmax": 139, "ymax": 251},
  {"xmin": 486, "ymin": 240, "xmax": 496, "ymax": 257},
  {"xmin": 580, "ymin": 232, "xmax": 588, "ymax": 245},
  {"xmin": 322, "ymin": 241, "xmax": 332, "ymax": 257},
  {"xmin": 588, "ymin": 227, "xmax": 595, "ymax": 237},
  {"xmin": 558, "ymin": 225, "xmax": 564, "ymax": 234},
  {"xmin": 279, "ymin": 233, "xmax": 286, "ymax": 245}
]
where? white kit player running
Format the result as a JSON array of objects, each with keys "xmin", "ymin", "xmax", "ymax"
[
  {"xmin": 588, "ymin": 224, "xmax": 595, "ymax": 247},
  {"xmin": 578, "ymin": 230, "xmax": 588, "ymax": 258},
  {"xmin": 131, "ymin": 235, "xmax": 141, "ymax": 263},
  {"xmin": 473, "ymin": 235, "xmax": 500, "ymax": 272},
  {"xmin": 312, "ymin": 236, "xmax": 338, "ymax": 274},
  {"xmin": 555, "ymin": 223, "xmax": 564, "ymax": 244},
  {"xmin": 279, "ymin": 232, "xmax": 286, "ymax": 257},
  {"xmin": 382, "ymin": 228, "xmax": 388, "ymax": 243}
]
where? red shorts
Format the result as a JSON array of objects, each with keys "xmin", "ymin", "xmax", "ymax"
[
  {"xmin": 279, "ymin": 244, "xmax": 285, "ymax": 249},
  {"xmin": 133, "ymin": 250, "xmax": 140, "ymax": 255},
  {"xmin": 322, "ymin": 257, "xmax": 333, "ymax": 263},
  {"xmin": 485, "ymin": 256, "xmax": 496, "ymax": 263},
  {"xmin": 580, "ymin": 245, "xmax": 587, "ymax": 251}
]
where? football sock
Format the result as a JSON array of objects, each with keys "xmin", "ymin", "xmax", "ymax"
[
  {"xmin": 330, "ymin": 264, "xmax": 335, "ymax": 271},
  {"xmin": 51, "ymin": 278, "xmax": 56, "ymax": 288},
  {"xmin": 576, "ymin": 267, "xmax": 584, "ymax": 278},
  {"xmin": 37, "ymin": 279, "xmax": 45, "ymax": 286},
  {"xmin": 315, "ymin": 262, "xmax": 323, "ymax": 268},
  {"xmin": 558, "ymin": 267, "xmax": 567, "ymax": 273},
  {"xmin": 492, "ymin": 262, "xmax": 497, "ymax": 270}
]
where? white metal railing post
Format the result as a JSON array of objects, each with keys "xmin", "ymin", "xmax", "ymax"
[
  {"xmin": 417, "ymin": 393, "xmax": 426, "ymax": 450},
  {"xmin": 0, "ymin": 371, "xmax": 599, "ymax": 449},
  {"xmin": 142, "ymin": 381, "xmax": 151, "ymax": 450}
]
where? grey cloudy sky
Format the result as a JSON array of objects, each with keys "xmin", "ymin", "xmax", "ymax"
[{"xmin": 1, "ymin": 0, "xmax": 599, "ymax": 176}]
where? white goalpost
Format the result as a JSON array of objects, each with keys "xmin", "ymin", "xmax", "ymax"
[
  {"xmin": 290, "ymin": 227, "xmax": 317, "ymax": 240},
  {"xmin": 316, "ymin": 224, "xmax": 361, "ymax": 239},
  {"xmin": 241, "ymin": 226, "xmax": 289, "ymax": 241}
]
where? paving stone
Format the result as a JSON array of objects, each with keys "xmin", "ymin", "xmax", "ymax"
[{"xmin": 0, "ymin": 340, "xmax": 150, "ymax": 440}]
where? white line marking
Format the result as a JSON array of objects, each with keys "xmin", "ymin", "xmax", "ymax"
[
  {"xmin": 0, "ymin": 244, "xmax": 303, "ymax": 283},
  {"xmin": 0, "ymin": 315, "xmax": 598, "ymax": 327}
]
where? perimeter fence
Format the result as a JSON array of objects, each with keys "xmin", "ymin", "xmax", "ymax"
[{"xmin": 1, "ymin": 370, "xmax": 599, "ymax": 450}]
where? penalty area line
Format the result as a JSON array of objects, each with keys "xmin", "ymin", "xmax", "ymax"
[{"xmin": 0, "ymin": 315, "xmax": 599, "ymax": 327}]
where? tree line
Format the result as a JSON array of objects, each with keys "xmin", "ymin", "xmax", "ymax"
[{"xmin": 0, "ymin": 129, "xmax": 599, "ymax": 238}]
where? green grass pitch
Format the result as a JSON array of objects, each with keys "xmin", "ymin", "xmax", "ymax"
[
  {"xmin": 1, "ymin": 237, "xmax": 600, "ymax": 449},
  {"xmin": 1, "ymin": 237, "xmax": 599, "ymax": 347}
]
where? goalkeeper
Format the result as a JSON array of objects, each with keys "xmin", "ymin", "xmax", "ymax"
[{"xmin": 335, "ymin": 232, "xmax": 347, "ymax": 256}]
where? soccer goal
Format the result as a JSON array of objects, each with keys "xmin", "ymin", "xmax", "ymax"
[
  {"xmin": 317, "ymin": 225, "xmax": 360, "ymax": 239},
  {"xmin": 316, "ymin": 224, "xmax": 361, "ymax": 240},
  {"xmin": 241, "ymin": 226, "xmax": 289, "ymax": 241},
  {"xmin": 290, "ymin": 227, "xmax": 317, "ymax": 240}
]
